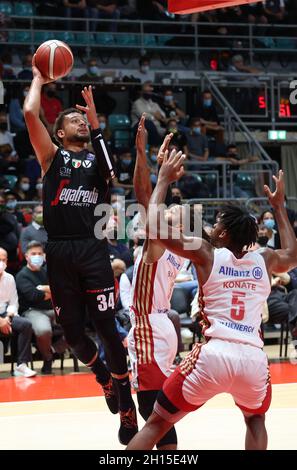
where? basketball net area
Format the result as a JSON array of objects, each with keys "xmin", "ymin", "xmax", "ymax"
[{"xmin": 168, "ymin": 0, "xmax": 258, "ymax": 14}]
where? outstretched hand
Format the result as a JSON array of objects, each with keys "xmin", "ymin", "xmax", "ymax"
[
  {"xmin": 136, "ymin": 113, "xmax": 147, "ymax": 151},
  {"xmin": 76, "ymin": 85, "xmax": 99, "ymax": 129},
  {"xmin": 157, "ymin": 133, "xmax": 173, "ymax": 166},
  {"xmin": 32, "ymin": 54, "xmax": 55, "ymax": 85},
  {"xmin": 264, "ymin": 170, "xmax": 285, "ymax": 209},
  {"xmin": 158, "ymin": 148, "xmax": 185, "ymax": 184}
]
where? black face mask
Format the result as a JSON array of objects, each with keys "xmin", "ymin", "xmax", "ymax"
[
  {"xmin": 142, "ymin": 93, "xmax": 152, "ymax": 100},
  {"xmin": 0, "ymin": 123, "xmax": 8, "ymax": 131},
  {"xmin": 171, "ymin": 195, "xmax": 181, "ymax": 205},
  {"xmin": 257, "ymin": 236, "xmax": 269, "ymax": 247},
  {"xmin": 227, "ymin": 152, "xmax": 238, "ymax": 158},
  {"xmin": 46, "ymin": 90, "xmax": 55, "ymax": 98}
]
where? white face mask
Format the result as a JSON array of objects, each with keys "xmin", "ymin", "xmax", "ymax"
[{"xmin": 0, "ymin": 261, "xmax": 7, "ymax": 274}]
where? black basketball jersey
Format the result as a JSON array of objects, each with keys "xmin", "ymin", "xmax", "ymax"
[{"xmin": 43, "ymin": 147, "xmax": 109, "ymax": 240}]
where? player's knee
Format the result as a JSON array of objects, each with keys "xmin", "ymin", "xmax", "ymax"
[{"xmin": 244, "ymin": 413, "xmax": 265, "ymax": 426}]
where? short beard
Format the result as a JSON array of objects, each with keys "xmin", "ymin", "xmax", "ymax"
[{"xmin": 68, "ymin": 134, "xmax": 90, "ymax": 144}]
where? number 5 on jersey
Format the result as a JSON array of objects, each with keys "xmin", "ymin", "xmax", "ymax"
[
  {"xmin": 230, "ymin": 291, "xmax": 246, "ymax": 321},
  {"xmin": 97, "ymin": 293, "xmax": 115, "ymax": 311}
]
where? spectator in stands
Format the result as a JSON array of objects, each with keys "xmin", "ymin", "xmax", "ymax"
[
  {"xmin": 0, "ymin": 194, "xmax": 20, "ymax": 265},
  {"xmin": 228, "ymin": 54, "xmax": 262, "ymax": 75},
  {"xmin": 0, "ymin": 111, "xmax": 14, "ymax": 147},
  {"xmin": 131, "ymin": 56, "xmax": 155, "ymax": 83},
  {"xmin": 161, "ymin": 89, "xmax": 186, "ymax": 123},
  {"xmin": 96, "ymin": 113, "xmax": 113, "ymax": 150},
  {"xmin": 171, "ymin": 186, "xmax": 183, "ymax": 205},
  {"xmin": 9, "ymin": 85, "xmax": 29, "ymax": 133},
  {"xmin": 89, "ymin": 1, "xmax": 121, "ymax": 32},
  {"xmin": 41, "ymin": 84, "xmax": 63, "ymax": 136},
  {"xmin": 32, "ymin": 178, "xmax": 43, "ymax": 202},
  {"xmin": 112, "ymin": 149, "xmax": 134, "ymax": 196},
  {"xmin": 195, "ymin": 90, "xmax": 223, "ymax": 140},
  {"xmin": 80, "ymin": 58, "xmax": 101, "ymax": 81},
  {"xmin": 0, "ymin": 143, "xmax": 19, "ymax": 176},
  {"xmin": 106, "ymin": 217, "xmax": 133, "ymax": 266},
  {"xmin": 166, "ymin": 118, "xmax": 187, "ymax": 151},
  {"xmin": 18, "ymin": 54, "xmax": 33, "ymax": 81},
  {"xmin": 0, "ymin": 52, "xmax": 16, "ymax": 80},
  {"xmin": 0, "ymin": 247, "xmax": 36, "ymax": 377},
  {"xmin": 20, "ymin": 206, "xmax": 48, "ymax": 255},
  {"xmin": 16, "ymin": 241, "xmax": 66, "ymax": 375},
  {"xmin": 263, "ymin": 0, "xmax": 286, "ymax": 22},
  {"xmin": 216, "ymin": 143, "xmax": 258, "ymax": 169},
  {"xmin": 184, "ymin": 118, "xmax": 209, "ymax": 162},
  {"xmin": 147, "ymin": 145, "xmax": 159, "ymax": 185},
  {"xmin": 63, "ymin": 0, "xmax": 87, "ymax": 30},
  {"xmin": 38, "ymin": 1, "xmax": 63, "ymax": 16},
  {"xmin": 259, "ymin": 210, "xmax": 280, "ymax": 249},
  {"xmin": 131, "ymin": 82, "xmax": 166, "ymax": 145},
  {"xmin": 4, "ymin": 189, "xmax": 26, "ymax": 227},
  {"xmin": 14, "ymin": 176, "xmax": 32, "ymax": 202}
]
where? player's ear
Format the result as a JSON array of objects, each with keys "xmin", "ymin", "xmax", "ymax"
[
  {"xmin": 57, "ymin": 129, "xmax": 65, "ymax": 140},
  {"xmin": 218, "ymin": 229, "xmax": 227, "ymax": 239}
]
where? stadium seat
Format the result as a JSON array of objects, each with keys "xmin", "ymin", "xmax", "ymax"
[
  {"xmin": 55, "ymin": 31, "xmax": 76, "ymax": 44},
  {"xmin": 115, "ymin": 34, "xmax": 139, "ymax": 47},
  {"xmin": 235, "ymin": 174, "xmax": 254, "ymax": 190},
  {"xmin": 4, "ymin": 175, "xmax": 18, "ymax": 189},
  {"xmin": 108, "ymin": 114, "xmax": 130, "ymax": 131},
  {"xmin": 34, "ymin": 31, "xmax": 54, "ymax": 43},
  {"xmin": 0, "ymin": 1, "xmax": 13, "ymax": 15},
  {"xmin": 113, "ymin": 130, "xmax": 131, "ymax": 149},
  {"xmin": 14, "ymin": 1, "xmax": 34, "ymax": 16},
  {"xmin": 275, "ymin": 38, "xmax": 297, "ymax": 50},
  {"xmin": 95, "ymin": 32, "xmax": 115, "ymax": 46},
  {"xmin": 75, "ymin": 32, "xmax": 95, "ymax": 44},
  {"xmin": 158, "ymin": 35, "xmax": 174, "ymax": 46},
  {"xmin": 143, "ymin": 35, "xmax": 157, "ymax": 47},
  {"xmin": 13, "ymin": 30, "xmax": 31, "ymax": 43}
]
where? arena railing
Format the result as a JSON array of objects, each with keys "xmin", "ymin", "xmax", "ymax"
[{"xmin": 5, "ymin": 15, "xmax": 297, "ymax": 68}]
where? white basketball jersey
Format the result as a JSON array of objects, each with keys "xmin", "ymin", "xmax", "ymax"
[
  {"xmin": 201, "ymin": 248, "xmax": 271, "ymax": 348},
  {"xmin": 131, "ymin": 248, "xmax": 185, "ymax": 316}
]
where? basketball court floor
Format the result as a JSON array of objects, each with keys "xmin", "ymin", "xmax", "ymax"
[{"xmin": 0, "ymin": 345, "xmax": 296, "ymax": 450}]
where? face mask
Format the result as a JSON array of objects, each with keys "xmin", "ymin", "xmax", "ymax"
[
  {"xmin": 122, "ymin": 159, "xmax": 131, "ymax": 167},
  {"xmin": 171, "ymin": 195, "xmax": 181, "ymax": 205},
  {"xmin": 23, "ymin": 90, "xmax": 29, "ymax": 98},
  {"xmin": 89, "ymin": 66, "xmax": 99, "ymax": 75},
  {"xmin": 141, "ymin": 66, "xmax": 149, "ymax": 73},
  {"xmin": 165, "ymin": 95, "xmax": 173, "ymax": 103},
  {"xmin": 29, "ymin": 255, "xmax": 44, "ymax": 269},
  {"xmin": 0, "ymin": 261, "xmax": 7, "ymax": 274},
  {"xmin": 193, "ymin": 127, "xmax": 201, "ymax": 135},
  {"xmin": 21, "ymin": 183, "xmax": 30, "ymax": 192},
  {"xmin": 227, "ymin": 152, "xmax": 238, "ymax": 158},
  {"xmin": 263, "ymin": 219, "xmax": 275, "ymax": 230},
  {"xmin": 168, "ymin": 127, "xmax": 177, "ymax": 134},
  {"xmin": 257, "ymin": 236, "xmax": 269, "ymax": 247},
  {"xmin": 203, "ymin": 99, "xmax": 212, "ymax": 107},
  {"xmin": 36, "ymin": 183, "xmax": 43, "ymax": 191},
  {"xmin": 6, "ymin": 200, "xmax": 17, "ymax": 210},
  {"xmin": 0, "ymin": 122, "xmax": 8, "ymax": 131},
  {"xmin": 34, "ymin": 214, "xmax": 43, "ymax": 225},
  {"xmin": 142, "ymin": 93, "xmax": 152, "ymax": 101},
  {"xmin": 150, "ymin": 154, "xmax": 158, "ymax": 163},
  {"xmin": 46, "ymin": 90, "xmax": 55, "ymax": 98},
  {"xmin": 99, "ymin": 122, "xmax": 106, "ymax": 131}
]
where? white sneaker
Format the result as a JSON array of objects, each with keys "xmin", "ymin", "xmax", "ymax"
[
  {"xmin": 181, "ymin": 328, "xmax": 193, "ymax": 342},
  {"xmin": 14, "ymin": 364, "xmax": 37, "ymax": 378}
]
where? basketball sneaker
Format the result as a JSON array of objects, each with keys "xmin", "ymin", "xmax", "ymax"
[
  {"xmin": 14, "ymin": 364, "xmax": 37, "ymax": 378},
  {"xmin": 118, "ymin": 405, "xmax": 138, "ymax": 445}
]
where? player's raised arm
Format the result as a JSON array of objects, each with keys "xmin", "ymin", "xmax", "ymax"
[
  {"xmin": 134, "ymin": 114, "xmax": 152, "ymax": 210},
  {"xmin": 261, "ymin": 170, "xmax": 297, "ymax": 273},
  {"xmin": 77, "ymin": 85, "xmax": 115, "ymax": 180},
  {"xmin": 146, "ymin": 149, "xmax": 213, "ymax": 264},
  {"xmin": 23, "ymin": 59, "xmax": 58, "ymax": 174}
]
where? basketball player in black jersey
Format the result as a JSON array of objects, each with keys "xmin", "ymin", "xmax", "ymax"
[{"xmin": 23, "ymin": 62, "xmax": 137, "ymax": 445}]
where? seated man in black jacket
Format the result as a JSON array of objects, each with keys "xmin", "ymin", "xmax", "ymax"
[
  {"xmin": 0, "ymin": 193, "xmax": 20, "ymax": 271},
  {"xmin": 16, "ymin": 241, "xmax": 66, "ymax": 374}
]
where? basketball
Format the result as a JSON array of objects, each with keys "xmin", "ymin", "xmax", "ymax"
[{"xmin": 34, "ymin": 40, "xmax": 74, "ymax": 80}]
